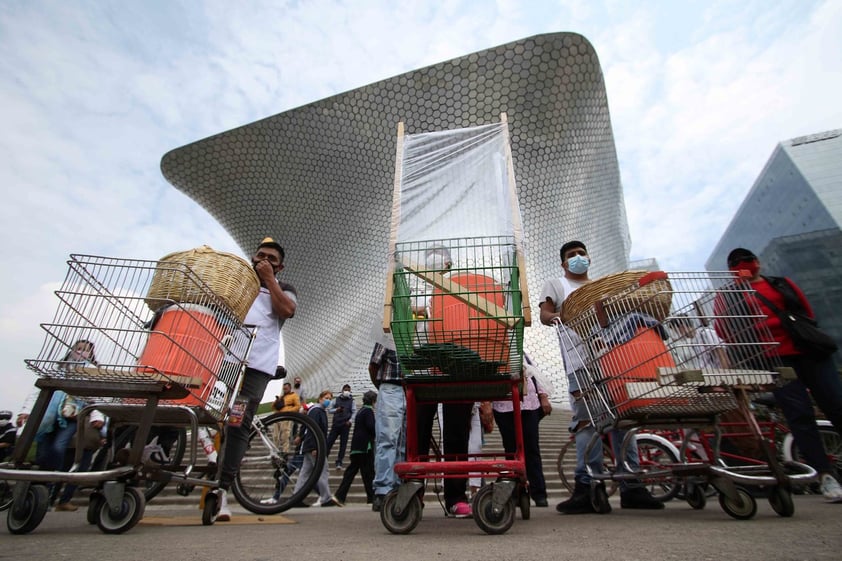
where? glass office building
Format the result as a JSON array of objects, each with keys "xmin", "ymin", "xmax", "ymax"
[{"xmin": 706, "ymin": 129, "xmax": 842, "ymax": 363}]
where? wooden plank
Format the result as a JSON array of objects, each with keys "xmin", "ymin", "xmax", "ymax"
[
  {"xmin": 500, "ymin": 113, "xmax": 531, "ymax": 326},
  {"xmin": 383, "ymin": 121, "xmax": 405, "ymax": 333}
]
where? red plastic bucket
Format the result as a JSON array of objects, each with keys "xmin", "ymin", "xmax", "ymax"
[
  {"xmin": 138, "ymin": 304, "xmax": 224, "ymax": 407},
  {"xmin": 428, "ymin": 273, "xmax": 510, "ymax": 365},
  {"xmin": 598, "ymin": 327, "xmax": 676, "ymax": 413}
]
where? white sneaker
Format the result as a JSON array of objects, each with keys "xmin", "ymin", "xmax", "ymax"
[
  {"xmin": 217, "ymin": 490, "xmax": 232, "ymax": 521},
  {"xmin": 820, "ymin": 474, "xmax": 842, "ymax": 503},
  {"xmin": 260, "ymin": 496, "xmax": 279, "ymax": 505}
]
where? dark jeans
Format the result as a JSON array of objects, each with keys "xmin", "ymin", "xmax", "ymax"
[
  {"xmin": 493, "ymin": 408, "xmax": 547, "ymax": 500},
  {"xmin": 416, "ymin": 402, "xmax": 472, "ymax": 508},
  {"xmin": 326, "ymin": 422, "xmax": 351, "ymax": 466},
  {"xmin": 219, "ymin": 368, "xmax": 271, "ymax": 489},
  {"xmin": 775, "ymin": 354, "xmax": 842, "ymax": 474},
  {"xmin": 334, "ymin": 451, "xmax": 374, "ymax": 503}
]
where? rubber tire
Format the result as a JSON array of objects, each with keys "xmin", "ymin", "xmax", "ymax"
[
  {"xmin": 6, "ymin": 484, "xmax": 49, "ymax": 535},
  {"xmin": 518, "ymin": 487, "xmax": 531, "ymax": 520},
  {"xmin": 111, "ymin": 425, "xmax": 187, "ymax": 502},
  {"xmin": 473, "ymin": 485, "xmax": 515, "ymax": 535},
  {"xmin": 556, "ymin": 437, "xmax": 618, "ymax": 497},
  {"xmin": 232, "ymin": 412, "xmax": 327, "ymax": 515},
  {"xmin": 636, "ymin": 436, "xmax": 681, "ymax": 502},
  {"xmin": 380, "ymin": 490, "xmax": 423, "ymax": 535},
  {"xmin": 96, "ymin": 486, "xmax": 146, "ymax": 534},
  {"xmin": 686, "ymin": 484, "xmax": 707, "ymax": 510},
  {"xmin": 87, "ymin": 491, "xmax": 104, "ymax": 525},
  {"xmin": 769, "ymin": 486, "xmax": 795, "ymax": 518},
  {"xmin": 202, "ymin": 491, "xmax": 218, "ymax": 525},
  {"xmin": 591, "ymin": 483, "xmax": 611, "ymax": 514},
  {"xmin": 718, "ymin": 486, "xmax": 757, "ymax": 520}
]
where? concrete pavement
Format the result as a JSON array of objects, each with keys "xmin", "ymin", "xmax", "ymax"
[{"xmin": 2, "ymin": 493, "xmax": 840, "ymax": 560}]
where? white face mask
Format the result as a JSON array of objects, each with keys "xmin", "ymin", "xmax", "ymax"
[{"xmin": 342, "ymin": 391, "xmax": 351, "ymax": 398}]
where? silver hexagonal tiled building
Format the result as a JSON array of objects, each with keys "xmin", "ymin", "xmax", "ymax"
[{"xmin": 161, "ymin": 32, "xmax": 631, "ymax": 398}]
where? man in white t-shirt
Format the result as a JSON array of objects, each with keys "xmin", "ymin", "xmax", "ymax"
[
  {"xmin": 215, "ymin": 237, "xmax": 298, "ymax": 521},
  {"xmin": 539, "ymin": 240, "xmax": 663, "ymax": 514}
]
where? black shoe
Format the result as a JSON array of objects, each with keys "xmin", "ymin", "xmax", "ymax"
[
  {"xmin": 534, "ymin": 497, "xmax": 548, "ymax": 507},
  {"xmin": 556, "ymin": 482, "xmax": 599, "ymax": 515},
  {"xmin": 291, "ymin": 501, "xmax": 310, "ymax": 508},
  {"xmin": 372, "ymin": 494, "xmax": 385, "ymax": 512},
  {"xmin": 621, "ymin": 487, "xmax": 665, "ymax": 510}
]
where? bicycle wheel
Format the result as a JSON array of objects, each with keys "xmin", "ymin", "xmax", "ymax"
[
  {"xmin": 111, "ymin": 425, "xmax": 187, "ymax": 501},
  {"xmin": 636, "ymin": 436, "xmax": 680, "ymax": 502},
  {"xmin": 0, "ymin": 479, "xmax": 13, "ymax": 511},
  {"xmin": 556, "ymin": 437, "xmax": 618, "ymax": 497},
  {"xmin": 783, "ymin": 424, "xmax": 841, "ymax": 490},
  {"xmin": 231, "ymin": 411, "xmax": 326, "ymax": 514}
]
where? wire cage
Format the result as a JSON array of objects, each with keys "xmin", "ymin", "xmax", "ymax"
[
  {"xmin": 25, "ymin": 254, "xmax": 255, "ymax": 420},
  {"xmin": 560, "ymin": 270, "xmax": 786, "ymax": 431},
  {"xmin": 390, "ymin": 236, "xmax": 525, "ymax": 398}
]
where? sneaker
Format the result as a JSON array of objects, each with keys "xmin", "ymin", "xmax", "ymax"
[
  {"xmin": 556, "ymin": 482, "xmax": 599, "ymax": 514},
  {"xmin": 259, "ymin": 496, "xmax": 279, "ymax": 505},
  {"xmin": 55, "ymin": 501, "xmax": 78, "ymax": 512},
  {"xmin": 449, "ymin": 501, "xmax": 472, "ymax": 518},
  {"xmin": 533, "ymin": 497, "xmax": 549, "ymax": 508},
  {"xmin": 335, "ymin": 463, "xmax": 344, "ymax": 471},
  {"xmin": 820, "ymin": 474, "xmax": 842, "ymax": 503},
  {"xmin": 372, "ymin": 494, "xmax": 385, "ymax": 512},
  {"xmin": 217, "ymin": 490, "xmax": 232, "ymax": 522},
  {"xmin": 620, "ymin": 487, "xmax": 665, "ymax": 510}
]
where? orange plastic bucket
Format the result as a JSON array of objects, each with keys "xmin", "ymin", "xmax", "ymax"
[
  {"xmin": 598, "ymin": 327, "xmax": 675, "ymax": 413},
  {"xmin": 428, "ymin": 273, "xmax": 510, "ymax": 365},
  {"xmin": 138, "ymin": 304, "xmax": 224, "ymax": 407}
]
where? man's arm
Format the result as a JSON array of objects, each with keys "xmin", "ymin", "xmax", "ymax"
[{"xmin": 254, "ymin": 260, "xmax": 296, "ymax": 318}]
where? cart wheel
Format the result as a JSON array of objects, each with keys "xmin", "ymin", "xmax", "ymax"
[
  {"xmin": 6, "ymin": 484, "xmax": 49, "ymax": 535},
  {"xmin": 518, "ymin": 488, "xmax": 531, "ymax": 521},
  {"xmin": 473, "ymin": 485, "xmax": 515, "ymax": 535},
  {"xmin": 96, "ymin": 486, "xmax": 146, "ymax": 534},
  {"xmin": 686, "ymin": 484, "xmax": 707, "ymax": 510},
  {"xmin": 202, "ymin": 491, "xmax": 219, "ymax": 526},
  {"xmin": 591, "ymin": 483, "xmax": 611, "ymax": 514},
  {"xmin": 87, "ymin": 491, "xmax": 104, "ymax": 525},
  {"xmin": 718, "ymin": 486, "xmax": 757, "ymax": 520},
  {"xmin": 380, "ymin": 490, "xmax": 423, "ymax": 535},
  {"xmin": 768, "ymin": 486, "xmax": 795, "ymax": 518}
]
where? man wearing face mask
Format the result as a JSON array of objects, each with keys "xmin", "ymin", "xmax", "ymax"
[
  {"xmin": 326, "ymin": 384, "xmax": 356, "ymax": 470},
  {"xmin": 539, "ymin": 241, "xmax": 663, "ymax": 514},
  {"xmin": 292, "ymin": 376, "xmax": 308, "ymax": 405},
  {"xmin": 214, "ymin": 237, "xmax": 298, "ymax": 521},
  {"xmin": 716, "ymin": 248, "xmax": 842, "ymax": 502}
]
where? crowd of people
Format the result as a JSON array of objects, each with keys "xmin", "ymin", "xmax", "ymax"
[{"xmin": 6, "ymin": 237, "xmax": 841, "ymax": 521}]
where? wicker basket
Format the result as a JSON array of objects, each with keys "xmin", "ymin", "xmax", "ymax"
[
  {"xmin": 145, "ymin": 246, "xmax": 259, "ymax": 322},
  {"xmin": 561, "ymin": 270, "xmax": 672, "ymax": 331}
]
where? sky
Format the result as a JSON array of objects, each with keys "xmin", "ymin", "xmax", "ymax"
[{"xmin": 1, "ymin": 0, "xmax": 840, "ymax": 413}]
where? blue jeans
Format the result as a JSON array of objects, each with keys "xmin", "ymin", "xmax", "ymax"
[
  {"xmin": 776, "ymin": 354, "xmax": 842, "ymax": 474},
  {"xmin": 574, "ymin": 425, "xmax": 640, "ymax": 491},
  {"xmin": 373, "ymin": 383, "xmax": 406, "ymax": 496}
]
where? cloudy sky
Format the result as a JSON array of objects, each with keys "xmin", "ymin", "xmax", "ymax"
[{"xmin": 1, "ymin": 0, "xmax": 840, "ymax": 413}]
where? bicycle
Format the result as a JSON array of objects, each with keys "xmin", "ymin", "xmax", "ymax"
[{"xmin": 555, "ymin": 431, "xmax": 681, "ymax": 502}]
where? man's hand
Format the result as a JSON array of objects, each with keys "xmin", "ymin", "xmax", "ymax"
[{"xmin": 254, "ymin": 259, "xmax": 276, "ymax": 285}]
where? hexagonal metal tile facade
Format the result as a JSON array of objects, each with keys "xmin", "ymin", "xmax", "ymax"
[{"xmin": 161, "ymin": 32, "xmax": 630, "ymax": 397}]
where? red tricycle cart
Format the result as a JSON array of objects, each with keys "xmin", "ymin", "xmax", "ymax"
[{"xmin": 380, "ymin": 117, "xmax": 531, "ymax": 534}]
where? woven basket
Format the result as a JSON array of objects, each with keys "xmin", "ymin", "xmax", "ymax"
[
  {"xmin": 145, "ymin": 246, "xmax": 259, "ymax": 322},
  {"xmin": 561, "ymin": 270, "xmax": 672, "ymax": 333}
]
